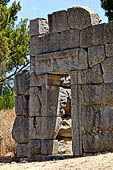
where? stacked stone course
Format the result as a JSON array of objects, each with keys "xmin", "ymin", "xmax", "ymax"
[{"xmin": 13, "ymin": 6, "xmax": 113, "ymax": 161}]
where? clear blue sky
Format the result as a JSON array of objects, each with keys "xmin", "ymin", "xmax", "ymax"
[{"xmin": 10, "ymin": 0, "xmax": 108, "ymax": 24}]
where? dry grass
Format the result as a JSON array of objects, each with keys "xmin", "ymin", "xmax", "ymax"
[{"xmin": 0, "ymin": 109, "xmax": 16, "ymax": 156}]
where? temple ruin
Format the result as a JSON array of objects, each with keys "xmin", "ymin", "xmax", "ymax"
[{"xmin": 12, "ymin": 6, "xmax": 113, "ymax": 161}]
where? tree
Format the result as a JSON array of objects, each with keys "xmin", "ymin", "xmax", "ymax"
[
  {"xmin": 100, "ymin": 0, "xmax": 113, "ymax": 21},
  {"xmin": 0, "ymin": 0, "xmax": 30, "ymax": 85}
]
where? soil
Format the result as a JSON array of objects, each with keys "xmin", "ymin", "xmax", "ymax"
[{"xmin": 0, "ymin": 152, "xmax": 113, "ymax": 170}]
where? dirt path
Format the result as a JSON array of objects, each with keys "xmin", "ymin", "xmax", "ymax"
[{"xmin": 0, "ymin": 153, "xmax": 113, "ymax": 170}]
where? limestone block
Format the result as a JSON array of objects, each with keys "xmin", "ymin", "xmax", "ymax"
[
  {"xmin": 28, "ymin": 139, "xmax": 41, "ymax": 155},
  {"xmin": 29, "ymin": 117, "xmax": 41, "ymax": 139},
  {"xmin": 41, "ymin": 117, "xmax": 62, "ymax": 139},
  {"xmin": 29, "ymin": 117, "xmax": 62, "ymax": 140},
  {"xmin": 90, "ymin": 64, "xmax": 103, "ymax": 84},
  {"xmin": 88, "ymin": 45, "xmax": 105, "ymax": 67},
  {"xmin": 36, "ymin": 49, "xmax": 88, "ymax": 75},
  {"xmin": 41, "ymin": 140, "xmax": 59, "ymax": 155},
  {"xmin": 48, "ymin": 10, "xmax": 69, "ymax": 33},
  {"xmin": 29, "ymin": 87, "xmax": 42, "ymax": 117},
  {"xmin": 82, "ymin": 105, "xmax": 100, "ymax": 133},
  {"xmin": 93, "ymin": 23, "xmax": 107, "ymax": 46},
  {"xmin": 16, "ymin": 144, "xmax": 28, "ymax": 158},
  {"xmin": 60, "ymin": 29, "xmax": 80, "ymax": 50},
  {"xmin": 80, "ymin": 26, "xmax": 93, "ymax": 48},
  {"xmin": 71, "ymin": 84, "xmax": 83, "ymax": 156},
  {"xmin": 30, "ymin": 35, "xmax": 46, "ymax": 56},
  {"xmin": 42, "ymin": 85, "xmax": 59, "ymax": 117},
  {"xmin": 30, "ymin": 56, "xmax": 35, "ymax": 74},
  {"xmin": 83, "ymin": 133, "xmax": 113, "ymax": 153},
  {"xmin": 30, "ymin": 74, "xmax": 61, "ymax": 87},
  {"xmin": 12, "ymin": 116, "xmax": 29, "ymax": 144},
  {"xmin": 14, "ymin": 70, "xmax": 30, "ymax": 95},
  {"xmin": 30, "ymin": 18, "xmax": 49, "ymax": 36},
  {"xmin": 68, "ymin": 6, "xmax": 101, "ymax": 30},
  {"xmin": 81, "ymin": 84, "xmax": 113, "ymax": 105},
  {"xmin": 77, "ymin": 64, "xmax": 103, "ymax": 84},
  {"xmin": 102, "ymin": 58, "xmax": 113, "ymax": 83},
  {"xmin": 45, "ymin": 33, "xmax": 60, "ymax": 53},
  {"xmin": 106, "ymin": 21, "xmax": 113, "ymax": 43},
  {"xmin": 99, "ymin": 105, "xmax": 113, "ymax": 129},
  {"xmin": 105, "ymin": 43, "xmax": 113, "ymax": 57},
  {"xmin": 80, "ymin": 23, "xmax": 106, "ymax": 48},
  {"xmin": 15, "ymin": 95, "xmax": 29, "ymax": 116}
]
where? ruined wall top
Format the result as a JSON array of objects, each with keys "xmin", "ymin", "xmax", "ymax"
[
  {"xmin": 30, "ymin": 6, "xmax": 101, "ymax": 36},
  {"xmin": 48, "ymin": 6, "xmax": 101, "ymax": 33}
]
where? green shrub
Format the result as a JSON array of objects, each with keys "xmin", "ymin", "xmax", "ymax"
[{"xmin": 0, "ymin": 83, "xmax": 15, "ymax": 110}]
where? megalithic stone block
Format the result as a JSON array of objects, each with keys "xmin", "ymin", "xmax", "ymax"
[
  {"xmin": 67, "ymin": 6, "xmax": 101, "ymax": 30},
  {"xmin": 12, "ymin": 116, "xmax": 29, "ymax": 144},
  {"xmin": 14, "ymin": 70, "xmax": 30, "ymax": 95},
  {"xmin": 30, "ymin": 18, "xmax": 49, "ymax": 36},
  {"xmin": 41, "ymin": 140, "xmax": 59, "ymax": 155},
  {"xmin": 48, "ymin": 10, "xmax": 69, "ymax": 33},
  {"xmin": 16, "ymin": 144, "xmax": 29, "ymax": 158},
  {"xmin": 29, "ymin": 117, "xmax": 62, "ymax": 140},
  {"xmin": 15, "ymin": 95, "xmax": 29, "ymax": 117}
]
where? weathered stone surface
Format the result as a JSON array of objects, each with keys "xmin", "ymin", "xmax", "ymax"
[
  {"xmin": 70, "ymin": 64, "xmax": 103, "ymax": 85},
  {"xmin": 41, "ymin": 117, "xmax": 62, "ymax": 139},
  {"xmin": 29, "ymin": 117, "xmax": 62, "ymax": 139},
  {"xmin": 102, "ymin": 58, "xmax": 113, "ymax": 83},
  {"xmin": 82, "ymin": 105, "xmax": 100, "ymax": 133},
  {"xmin": 15, "ymin": 95, "xmax": 29, "ymax": 116},
  {"xmin": 105, "ymin": 43, "xmax": 113, "ymax": 57},
  {"xmin": 29, "ymin": 117, "xmax": 41, "ymax": 139},
  {"xmin": 83, "ymin": 133, "xmax": 113, "ymax": 153},
  {"xmin": 30, "ymin": 74, "xmax": 61, "ymax": 87},
  {"xmin": 30, "ymin": 18, "xmax": 49, "ymax": 36},
  {"xmin": 30, "ymin": 35, "xmax": 46, "ymax": 56},
  {"xmin": 82, "ymin": 105, "xmax": 113, "ymax": 134},
  {"xmin": 15, "ymin": 70, "xmax": 30, "ymax": 95},
  {"xmin": 30, "ymin": 56, "xmax": 35, "ymax": 74},
  {"xmin": 80, "ymin": 23, "xmax": 106, "ymax": 48},
  {"xmin": 29, "ymin": 87, "xmax": 42, "ymax": 117},
  {"xmin": 48, "ymin": 10, "xmax": 69, "ymax": 33},
  {"xmin": 12, "ymin": 116, "xmax": 29, "ymax": 144},
  {"xmin": 16, "ymin": 144, "xmax": 28, "ymax": 158},
  {"xmin": 58, "ymin": 119, "xmax": 72, "ymax": 138},
  {"xmin": 80, "ymin": 26, "xmax": 93, "ymax": 48},
  {"xmin": 81, "ymin": 84, "xmax": 113, "ymax": 105},
  {"xmin": 106, "ymin": 21, "xmax": 113, "ymax": 43},
  {"xmin": 41, "ymin": 140, "xmax": 59, "ymax": 155},
  {"xmin": 60, "ymin": 29, "xmax": 80, "ymax": 50},
  {"xmin": 36, "ymin": 49, "xmax": 88, "ymax": 74},
  {"xmin": 88, "ymin": 45, "xmax": 105, "ymax": 67},
  {"xmin": 45, "ymin": 33, "xmax": 60, "ymax": 53},
  {"xmin": 68, "ymin": 6, "xmax": 101, "ymax": 30},
  {"xmin": 28, "ymin": 139, "xmax": 41, "ymax": 155},
  {"xmin": 71, "ymin": 84, "xmax": 83, "ymax": 156},
  {"xmin": 42, "ymin": 85, "xmax": 59, "ymax": 117},
  {"xmin": 93, "ymin": 23, "xmax": 107, "ymax": 46},
  {"xmin": 99, "ymin": 105, "xmax": 113, "ymax": 129}
]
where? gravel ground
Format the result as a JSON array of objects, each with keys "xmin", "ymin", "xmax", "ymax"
[{"xmin": 0, "ymin": 152, "xmax": 113, "ymax": 170}]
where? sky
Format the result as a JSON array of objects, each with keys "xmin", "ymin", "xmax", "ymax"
[{"xmin": 9, "ymin": 0, "xmax": 108, "ymax": 24}]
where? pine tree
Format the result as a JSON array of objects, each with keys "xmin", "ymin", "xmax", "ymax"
[
  {"xmin": 0, "ymin": 0, "xmax": 30, "ymax": 84},
  {"xmin": 101, "ymin": 0, "xmax": 113, "ymax": 21}
]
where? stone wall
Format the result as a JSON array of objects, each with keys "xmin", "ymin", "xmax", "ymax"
[{"xmin": 13, "ymin": 6, "xmax": 113, "ymax": 161}]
